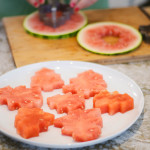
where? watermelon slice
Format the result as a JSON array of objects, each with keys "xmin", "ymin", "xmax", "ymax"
[
  {"xmin": 77, "ymin": 22, "xmax": 142, "ymax": 55},
  {"xmin": 0, "ymin": 86, "xmax": 43, "ymax": 111},
  {"xmin": 54, "ymin": 108, "xmax": 103, "ymax": 142},
  {"xmin": 63, "ymin": 70, "xmax": 107, "ymax": 99},
  {"xmin": 47, "ymin": 93, "xmax": 85, "ymax": 114},
  {"xmin": 15, "ymin": 108, "xmax": 54, "ymax": 139},
  {"xmin": 31, "ymin": 68, "xmax": 64, "ymax": 92},
  {"xmin": 93, "ymin": 90, "xmax": 134, "ymax": 115},
  {"xmin": 23, "ymin": 11, "xmax": 87, "ymax": 39}
]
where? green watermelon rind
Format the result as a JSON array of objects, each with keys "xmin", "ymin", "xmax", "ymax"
[
  {"xmin": 77, "ymin": 22, "xmax": 142, "ymax": 55},
  {"xmin": 23, "ymin": 11, "xmax": 88, "ymax": 39}
]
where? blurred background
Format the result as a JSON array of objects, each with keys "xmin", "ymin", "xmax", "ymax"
[
  {"xmin": 109, "ymin": 0, "xmax": 148, "ymax": 8},
  {"xmin": 0, "ymin": 0, "xmax": 149, "ymax": 19}
]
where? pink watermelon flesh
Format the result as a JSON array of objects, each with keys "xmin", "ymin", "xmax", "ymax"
[
  {"xmin": 84, "ymin": 25, "xmax": 138, "ymax": 51},
  {"xmin": 63, "ymin": 70, "xmax": 107, "ymax": 99},
  {"xmin": 77, "ymin": 22, "xmax": 142, "ymax": 54},
  {"xmin": 25, "ymin": 11, "xmax": 86, "ymax": 35},
  {"xmin": 31, "ymin": 68, "xmax": 64, "ymax": 92}
]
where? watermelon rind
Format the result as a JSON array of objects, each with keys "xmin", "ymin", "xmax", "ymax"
[
  {"xmin": 77, "ymin": 22, "xmax": 142, "ymax": 55},
  {"xmin": 23, "ymin": 11, "xmax": 87, "ymax": 39}
]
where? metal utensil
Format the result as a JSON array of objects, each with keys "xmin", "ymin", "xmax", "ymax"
[
  {"xmin": 139, "ymin": 25, "xmax": 150, "ymax": 44},
  {"xmin": 39, "ymin": 0, "xmax": 74, "ymax": 28}
]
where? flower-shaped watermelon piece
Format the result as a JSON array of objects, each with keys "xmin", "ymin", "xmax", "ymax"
[
  {"xmin": 54, "ymin": 108, "xmax": 103, "ymax": 142},
  {"xmin": 47, "ymin": 92, "xmax": 85, "ymax": 114},
  {"xmin": 0, "ymin": 86, "xmax": 43, "ymax": 110},
  {"xmin": 15, "ymin": 108, "xmax": 55, "ymax": 139},
  {"xmin": 63, "ymin": 70, "xmax": 107, "ymax": 99},
  {"xmin": 31, "ymin": 68, "xmax": 64, "ymax": 92},
  {"xmin": 93, "ymin": 90, "xmax": 134, "ymax": 115}
]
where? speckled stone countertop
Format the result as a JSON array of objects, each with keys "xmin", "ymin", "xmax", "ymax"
[{"xmin": 0, "ymin": 15, "xmax": 150, "ymax": 150}]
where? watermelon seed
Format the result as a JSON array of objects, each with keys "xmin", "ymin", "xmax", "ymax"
[
  {"xmin": 44, "ymin": 127, "xmax": 47, "ymax": 130},
  {"xmin": 34, "ymin": 94, "xmax": 39, "ymax": 98},
  {"xmin": 90, "ymin": 129, "xmax": 94, "ymax": 132},
  {"xmin": 60, "ymin": 108, "xmax": 64, "ymax": 113},
  {"xmin": 11, "ymin": 101, "xmax": 15, "ymax": 103}
]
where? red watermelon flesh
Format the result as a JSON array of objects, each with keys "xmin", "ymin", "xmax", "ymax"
[
  {"xmin": 15, "ymin": 108, "xmax": 54, "ymax": 139},
  {"xmin": 24, "ymin": 11, "xmax": 87, "ymax": 37},
  {"xmin": 93, "ymin": 90, "xmax": 134, "ymax": 115},
  {"xmin": 77, "ymin": 22, "xmax": 142, "ymax": 55},
  {"xmin": 31, "ymin": 68, "xmax": 64, "ymax": 92},
  {"xmin": 84, "ymin": 25, "xmax": 138, "ymax": 51},
  {"xmin": 0, "ymin": 86, "xmax": 43, "ymax": 111},
  {"xmin": 54, "ymin": 108, "xmax": 103, "ymax": 142},
  {"xmin": 63, "ymin": 70, "xmax": 107, "ymax": 99},
  {"xmin": 47, "ymin": 92, "xmax": 85, "ymax": 114}
]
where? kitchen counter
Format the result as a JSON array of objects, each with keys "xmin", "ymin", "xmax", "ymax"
[{"xmin": 0, "ymin": 7, "xmax": 150, "ymax": 150}]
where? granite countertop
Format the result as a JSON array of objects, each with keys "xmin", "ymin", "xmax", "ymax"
[{"xmin": 0, "ymin": 10, "xmax": 150, "ymax": 150}]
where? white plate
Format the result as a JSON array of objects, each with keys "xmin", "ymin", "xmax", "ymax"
[{"xmin": 0, "ymin": 61, "xmax": 144, "ymax": 149}]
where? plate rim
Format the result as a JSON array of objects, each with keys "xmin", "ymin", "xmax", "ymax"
[{"xmin": 0, "ymin": 60, "xmax": 144, "ymax": 149}]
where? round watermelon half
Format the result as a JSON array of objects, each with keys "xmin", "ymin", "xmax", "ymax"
[
  {"xmin": 23, "ymin": 11, "xmax": 87, "ymax": 39},
  {"xmin": 77, "ymin": 22, "xmax": 142, "ymax": 55}
]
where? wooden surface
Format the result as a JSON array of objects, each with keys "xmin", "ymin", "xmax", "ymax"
[
  {"xmin": 143, "ymin": 6, "xmax": 150, "ymax": 16},
  {"xmin": 3, "ymin": 7, "xmax": 150, "ymax": 68}
]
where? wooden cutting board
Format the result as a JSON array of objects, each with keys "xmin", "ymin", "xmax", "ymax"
[{"xmin": 3, "ymin": 7, "xmax": 150, "ymax": 68}]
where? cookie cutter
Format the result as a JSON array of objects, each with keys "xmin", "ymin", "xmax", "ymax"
[
  {"xmin": 39, "ymin": 0, "xmax": 74, "ymax": 28},
  {"xmin": 139, "ymin": 25, "xmax": 150, "ymax": 43}
]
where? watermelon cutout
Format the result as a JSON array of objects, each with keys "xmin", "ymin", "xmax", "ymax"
[
  {"xmin": 63, "ymin": 70, "xmax": 107, "ymax": 99},
  {"xmin": 93, "ymin": 90, "xmax": 134, "ymax": 115},
  {"xmin": 77, "ymin": 22, "xmax": 142, "ymax": 55},
  {"xmin": 23, "ymin": 11, "xmax": 87, "ymax": 39},
  {"xmin": 15, "ymin": 108, "xmax": 54, "ymax": 139},
  {"xmin": 0, "ymin": 86, "xmax": 43, "ymax": 111},
  {"xmin": 30, "ymin": 68, "xmax": 64, "ymax": 92},
  {"xmin": 54, "ymin": 108, "xmax": 103, "ymax": 142},
  {"xmin": 47, "ymin": 93, "xmax": 85, "ymax": 114}
]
